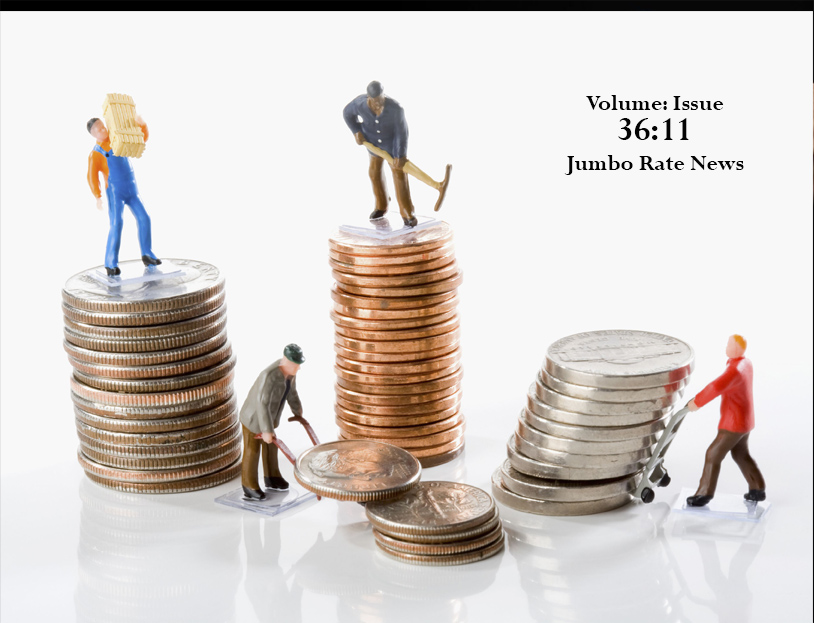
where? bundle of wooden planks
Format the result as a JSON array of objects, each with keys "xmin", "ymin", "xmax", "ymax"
[{"xmin": 102, "ymin": 93, "xmax": 145, "ymax": 158}]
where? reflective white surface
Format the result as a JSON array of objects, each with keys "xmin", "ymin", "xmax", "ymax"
[{"xmin": 2, "ymin": 435, "xmax": 810, "ymax": 623}]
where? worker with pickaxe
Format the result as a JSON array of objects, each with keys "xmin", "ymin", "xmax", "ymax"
[
  {"xmin": 239, "ymin": 344, "xmax": 319, "ymax": 501},
  {"xmin": 343, "ymin": 81, "xmax": 452, "ymax": 228}
]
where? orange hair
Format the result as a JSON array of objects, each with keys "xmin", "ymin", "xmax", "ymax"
[{"xmin": 732, "ymin": 334, "xmax": 747, "ymax": 351}]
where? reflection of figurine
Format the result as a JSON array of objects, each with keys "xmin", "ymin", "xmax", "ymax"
[
  {"xmin": 240, "ymin": 344, "xmax": 306, "ymax": 500},
  {"xmin": 686, "ymin": 335, "xmax": 766, "ymax": 507},
  {"xmin": 86, "ymin": 103, "xmax": 161, "ymax": 276},
  {"xmin": 343, "ymin": 81, "xmax": 452, "ymax": 227}
]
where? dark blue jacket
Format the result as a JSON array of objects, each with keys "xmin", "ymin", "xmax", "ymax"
[{"xmin": 343, "ymin": 95, "xmax": 408, "ymax": 159}]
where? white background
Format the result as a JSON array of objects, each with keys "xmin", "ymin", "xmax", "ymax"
[{"xmin": 1, "ymin": 10, "xmax": 812, "ymax": 623}]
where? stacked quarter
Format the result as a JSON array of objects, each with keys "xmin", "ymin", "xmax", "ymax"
[
  {"xmin": 329, "ymin": 222, "xmax": 465, "ymax": 468},
  {"xmin": 63, "ymin": 259, "xmax": 241, "ymax": 493},
  {"xmin": 492, "ymin": 330, "xmax": 694, "ymax": 515},
  {"xmin": 366, "ymin": 482, "xmax": 505, "ymax": 566}
]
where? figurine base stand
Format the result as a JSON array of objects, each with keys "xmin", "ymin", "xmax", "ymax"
[
  {"xmin": 672, "ymin": 487, "xmax": 771, "ymax": 523},
  {"xmin": 339, "ymin": 214, "xmax": 439, "ymax": 241},
  {"xmin": 215, "ymin": 484, "xmax": 317, "ymax": 518},
  {"xmin": 89, "ymin": 260, "xmax": 186, "ymax": 286}
]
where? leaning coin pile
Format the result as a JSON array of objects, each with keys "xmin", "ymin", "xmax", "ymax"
[
  {"xmin": 329, "ymin": 222, "xmax": 465, "ymax": 468},
  {"xmin": 365, "ymin": 481, "xmax": 504, "ymax": 566},
  {"xmin": 63, "ymin": 259, "xmax": 241, "ymax": 493},
  {"xmin": 492, "ymin": 330, "xmax": 694, "ymax": 515}
]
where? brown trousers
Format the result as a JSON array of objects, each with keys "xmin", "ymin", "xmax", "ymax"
[
  {"xmin": 241, "ymin": 425, "xmax": 281, "ymax": 490},
  {"xmin": 369, "ymin": 153, "xmax": 415, "ymax": 220},
  {"xmin": 695, "ymin": 430, "xmax": 765, "ymax": 497}
]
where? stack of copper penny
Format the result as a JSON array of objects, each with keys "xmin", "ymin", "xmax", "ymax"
[
  {"xmin": 62, "ymin": 259, "xmax": 241, "ymax": 493},
  {"xmin": 329, "ymin": 221, "xmax": 465, "ymax": 468}
]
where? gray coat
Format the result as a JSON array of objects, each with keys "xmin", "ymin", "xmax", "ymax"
[{"xmin": 239, "ymin": 359, "xmax": 303, "ymax": 435}]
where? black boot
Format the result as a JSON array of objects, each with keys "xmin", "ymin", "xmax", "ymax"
[
  {"xmin": 686, "ymin": 494, "xmax": 713, "ymax": 507},
  {"xmin": 369, "ymin": 209, "xmax": 387, "ymax": 220},
  {"xmin": 744, "ymin": 489, "xmax": 766, "ymax": 502},
  {"xmin": 243, "ymin": 486, "xmax": 265, "ymax": 500},
  {"xmin": 265, "ymin": 476, "xmax": 289, "ymax": 491},
  {"xmin": 403, "ymin": 216, "xmax": 418, "ymax": 228},
  {"xmin": 105, "ymin": 266, "xmax": 121, "ymax": 276},
  {"xmin": 142, "ymin": 255, "xmax": 162, "ymax": 266}
]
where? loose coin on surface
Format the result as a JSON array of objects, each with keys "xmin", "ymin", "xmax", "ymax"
[
  {"xmin": 491, "ymin": 468, "xmax": 632, "ymax": 516},
  {"xmin": 365, "ymin": 481, "xmax": 495, "ymax": 537},
  {"xmin": 375, "ymin": 533, "xmax": 504, "ymax": 566},
  {"xmin": 534, "ymin": 380, "xmax": 681, "ymax": 416},
  {"xmin": 526, "ymin": 391, "xmax": 672, "ymax": 427},
  {"xmin": 539, "ymin": 368, "xmax": 688, "ymax": 403},
  {"xmin": 63, "ymin": 259, "xmax": 226, "ymax": 313},
  {"xmin": 372, "ymin": 522, "xmax": 504, "ymax": 556},
  {"xmin": 521, "ymin": 407, "xmax": 668, "ymax": 442},
  {"xmin": 498, "ymin": 459, "xmax": 639, "ymax": 502},
  {"xmin": 294, "ymin": 440, "xmax": 421, "ymax": 502},
  {"xmin": 545, "ymin": 330, "xmax": 694, "ymax": 390},
  {"xmin": 329, "ymin": 223, "xmax": 453, "ymax": 256},
  {"xmin": 516, "ymin": 419, "xmax": 657, "ymax": 456}
]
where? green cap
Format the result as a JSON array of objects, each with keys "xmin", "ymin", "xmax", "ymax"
[{"xmin": 283, "ymin": 343, "xmax": 305, "ymax": 365}]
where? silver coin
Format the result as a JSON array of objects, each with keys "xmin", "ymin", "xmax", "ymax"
[
  {"xmin": 63, "ymin": 331, "xmax": 228, "ymax": 367},
  {"xmin": 71, "ymin": 386, "xmax": 234, "ymax": 421},
  {"xmin": 516, "ymin": 418, "xmax": 657, "ymax": 456},
  {"xmin": 62, "ymin": 305, "xmax": 227, "ymax": 339},
  {"xmin": 75, "ymin": 407, "xmax": 237, "ymax": 442},
  {"xmin": 535, "ymin": 379, "xmax": 681, "ymax": 416},
  {"xmin": 61, "ymin": 290, "xmax": 226, "ymax": 327},
  {"xmin": 545, "ymin": 330, "xmax": 694, "ymax": 389},
  {"xmin": 527, "ymin": 391, "xmax": 672, "ymax": 427},
  {"xmin": 539, "ymin": 368, "xmax": 688, "ymax": 403},
  {"xmin": 72, "ymin": 353, "xmax": 237, "ymax": 393},
  {"xmin": 63, "ymin": 259, "xmax": 225, "ymax": 313},
  {"xmin": 73, "ymin": 396, "xmax": 236, "ymax": 433},
  {"xmin": 513, "ymin": 432, "xmax": 651, "ymax": 468},
  {"xmin": 77, "ymin": 421, "xmax": 240, "ymax": 458},
  {"xmin": 64, "ymin": 317, "xmax": 227, "ymax": 353},
  {"xmin": 491, "ymin": 468, "xmax": 632, "ymax": 516},
  {"xmin": 521, "ymin": 407, "xmax": 669, "ymax": 442},
  {"xmin": 499, "ymin": 459, "xmax": 639, "ymax": 502},
  {"xmin": 508, "ymin": 436, "xmax": 646, "ymax": 481}
]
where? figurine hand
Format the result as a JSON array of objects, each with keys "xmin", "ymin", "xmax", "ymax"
[
  {"xmin": 96, "ymin": 197, "xmax": 103, "ymax": 211},
  {"xmin": 354, "ymin": 132, "xmax": 365, "ymax": 146},
  {"xmin": 687, "ymin": 399, "xmax": 699, "ymax": 412},
  {"xmin": 135, "ymin": 114, "xmax": 145, "ymax": 126},
  {"xmin": 262, "ymin": 431, "xmax": 276, "ymax": 444},
  {"xmin": 392, "ymin": 157, "xmax": 407, "ymax": 171}
]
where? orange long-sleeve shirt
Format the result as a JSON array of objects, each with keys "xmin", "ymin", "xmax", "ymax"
[
  {"xmin": 86, "ymin": 122, "xmax": 148, "ymax": 199},
  {"xmin": 694, "ymin": 356, "xmax": 755, "ymax": 433}
]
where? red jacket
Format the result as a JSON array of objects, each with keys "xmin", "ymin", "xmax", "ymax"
[{"xmin": 694, "ymin": 357, "xmax": 754, "ymax": 433}]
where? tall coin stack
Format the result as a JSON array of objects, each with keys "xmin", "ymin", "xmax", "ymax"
[
  {"xmin": 329, "ymin": 221, "xmax": 465, "ymax": 468},
  {"xmin": 63, "ymin": 259, "xmax": 241, "ymax": 493},
  {"xmin": 492, "ymin": 330, "xmax": 694, "ymax": 515}
]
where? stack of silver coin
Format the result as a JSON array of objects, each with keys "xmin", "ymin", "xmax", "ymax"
[
  {"xmin": 63, "ymin": 259, "xmax": 241, "ymax": 493},
  {"xmin": 492, "ymin": 330, "xmax": 694, "ymax": 515}
]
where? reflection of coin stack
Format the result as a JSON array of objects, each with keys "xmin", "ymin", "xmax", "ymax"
[
  {"xmin": 328, "ymin": 221, "xmax": 465, "ymax": 468},
  {"xmin": 63, "ymin": 259, "xmax": 241, "ymax": 493},
  {"xmin": 492, "ymin": 330, "xmax": 694, "ymax": 515}
]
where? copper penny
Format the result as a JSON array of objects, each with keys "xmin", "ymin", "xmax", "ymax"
[
  {"xmin": 336, "ymin": 350, "xmax": 461, "ymax": 375},
  {"xmin": 335, "ymin": 383, "xmax": 460, "ymax": 406},
  {"xmin": 331, "ymin": 285, "xmax": 457, "ymax": 311},
  {"xmin": 84, "ymin": 458, "xmax": 241, "ymax": 493},
  {"xmin": 332, "ymin": 261, "xmax": 459, "ymax": 288},
  {"xmin": 331, "ymin": 309, "xmax": 457, "ymax": 332},
  {"xmin": 336, "ymin": 368, "xmax": 463, "ymax": 395},
  {"xmin": 335, "ymin": 272, "xmax": 463, "ymax": 299},
  {"xmin": 334, "ymin": 317, "xmax": 459, "ymax": 343},
  {"xmin": 66, "ymin": 341, "xmax": 233, "ymax": 380},
  {"xmin": 329, "ymin": 242, "xmax": 455, "ymax": 266},
  {"xmin": 373, "ymin": 522, "xmax": 504, "ymax": 556},
  {"xmin": 328, "ymin": 224, "xmax": 453, "ymax": 256},
  {"xmin": 70, "ymin": 372, "xmax": 234, "ymax": 409},
  {"xmin": 334, "ymin": 329, "xmax": 460, "ymax": 354},
  {"xmin": 338, "ymin": 432, "xmax": 464, "ymax": 457},
  {"xmin": 333, "ymin": 293, "xmax": 458, "ymax": 322},
  {"xmin": 374, "ymin": 533, "xmax": 504, "ymax": 566},
  {"xmin": 336, "ymin": 392, "xmax": 461, "ymax": 417},
  {"xmin": 418, "ymin": 443, "xmax": 466, "ymax": 468},
  {"xmin": 71, "ymin": 386, "xmax": 234, "ymax": 421},
  {"xmin": 335, "ymin": 360, "xmax": 461, "ymax": 386},
  {"xmin": 334, "ymin": 342, "xmax": 460, "ymax": 364},
  {"xmin": 338, "ymin": 423, "xmax": 464, "ymax": 449},
  {"xmin": 372, "ymin": 510, "xmax": 498, "ymax": 544},
  {"xmin": 336, "ymin": 411, "xmax": 465, "ymax": 438},
  {"xmin": 329, "ymin": 253, "xmax": 456, "ymax": 276},
  {"xmin": 335, "ymin": 403, "xmax": 461, "ymax": 427},
  {"xmin": 73, "ymin": 396, "xmax": 237, "ymax": 433},
  {"xmin": 61, "ymin": 290, "xmax": 226, "ymax": 328}
]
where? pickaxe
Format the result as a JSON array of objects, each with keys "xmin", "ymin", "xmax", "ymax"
[{"xmin": 362, "ymin": 141, "xmax": 452, "ymax": 212}]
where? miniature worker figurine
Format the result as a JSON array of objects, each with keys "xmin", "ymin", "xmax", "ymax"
[
  {"xmin": 686, "ymin": 335, "xmax": 766, "ymax": 507},
  {"xmin": 239, "ymin": 344, "xmax": 306, "ymax": 500},
  {"xmin": 343, "ymin": 81, "xmax": 417, "ymax": 228},
  {"xmin": 86, "ymin": 117, "xmax": 161, "ymax": 276}
]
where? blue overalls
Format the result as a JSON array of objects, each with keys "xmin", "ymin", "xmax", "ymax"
[{"xmin": 94, "ymin": 145, "xmax": 157, "ymax": 269}]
